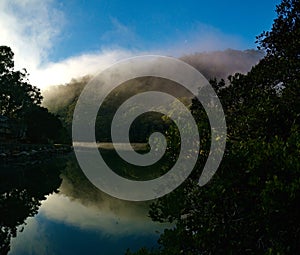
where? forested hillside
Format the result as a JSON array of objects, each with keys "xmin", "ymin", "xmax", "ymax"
[{"xmin": 43, "ymin": 49, "xmax": 263, "ymax": 142}]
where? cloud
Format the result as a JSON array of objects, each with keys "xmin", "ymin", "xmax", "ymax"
[
  {"xmin": 0, "ymin": 2, "xmax": 139, "ymax": 89},
  {"xmin": 30, "ymin": 48, "xmax": 137, "ymax": 88},
  {"xmin": 0, "ymin": 1, "xmax": 250, "ymax": 90},
  {"xmin": 101, "ymin": 17, "xmax": 139, "ymax": 47},
  {"xmin": 160, "ymin": 22, "xmax": 248, "ymax": 57},
  {"xmin": 0, "ymin": 0, "xmax": 63, "ymax": 70}
]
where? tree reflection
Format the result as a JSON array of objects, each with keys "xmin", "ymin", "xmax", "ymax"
[
  {"xmin": 59, "ymin": 154, "xmax": 151, "ymax": 218},
  {"xmin": 0, "ymin": 159, "xmax": 64, "ymax": 254}
]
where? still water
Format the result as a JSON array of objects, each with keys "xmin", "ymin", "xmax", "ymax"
[{"xmin": 0, "ymin": 151, "xmax": 169, "ymax": 255}]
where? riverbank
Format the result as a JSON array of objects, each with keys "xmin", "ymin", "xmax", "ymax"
[{"xmin": 0, "ymin": 143, "xmax": 72, "ymax": 164}]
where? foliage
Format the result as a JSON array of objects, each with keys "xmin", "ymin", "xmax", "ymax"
[
  {"xmin": 24, "ymin": 105, "xmax": 70, "ymax": 144},
  {"xmin": 129, "ymin": 0, "xmax": 300, "ymax": 254},
  {"xmin": 0, "ymin": 46, "xmax": 42, "ymax": 118},
  {"xmin": 0, "ymin": 46, "xmax": 69, "ymax": 144}
]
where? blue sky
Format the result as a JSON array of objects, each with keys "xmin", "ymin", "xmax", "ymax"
[
  {"xmin": 53, "ymin": 0, "xmax": 280, "ymax": 60},
  {"xmin": 0, "ymin": 0, "xmax": 281, "ymax": 88}
]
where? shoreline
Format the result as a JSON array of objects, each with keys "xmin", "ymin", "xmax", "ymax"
[
  {"xmin": 0, "ymin": 143, "xmax": 72, "ymax": 164},
  {"xmin": 0, "ymin": 142, "xmax": 149, "ymax": 165}
]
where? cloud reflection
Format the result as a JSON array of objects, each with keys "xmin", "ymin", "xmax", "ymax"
[{"xmin": 39, "ymin": 193, "xmax": 164, "ymax": 235}]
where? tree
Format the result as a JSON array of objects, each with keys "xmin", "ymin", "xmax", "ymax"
[
  {"xmin": 0, "ymin": 46, "xmax": 42, "ymax": 118},
  {"xmin": 0, "ymin": 46, "xmax": 69, "ymax": 144},
  {"xmin": 24, "ymin": 105, "xmax": 70, "ymax": 144}
]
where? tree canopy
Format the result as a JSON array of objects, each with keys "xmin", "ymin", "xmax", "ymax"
[
  {"xmin": 0, "ymin": 46, "xmax": 42, "ymax": 118},
  {"xmin": 0, "ymin": 46, "xmax": 69, "ymax": 144}
]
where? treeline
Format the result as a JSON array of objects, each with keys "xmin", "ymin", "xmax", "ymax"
[
  {"xmin": 127, "ymin": 0, "xmax": 300, "ymax": 254},
  {"xmin": 43, "ymin": 49, "xmax": 262, "ymax": 142}
]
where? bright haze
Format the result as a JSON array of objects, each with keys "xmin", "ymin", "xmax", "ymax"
[{"xmin": 0, "ymin": 0, "xmax": 280, "ymax": 90}]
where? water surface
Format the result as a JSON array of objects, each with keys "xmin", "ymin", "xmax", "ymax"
[{"xmin": 0, "ymin": 152, "xmax": 168, "ymax": 255}]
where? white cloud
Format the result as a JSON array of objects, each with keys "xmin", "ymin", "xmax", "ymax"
[
  {"xmin": 0, "ymin": 1, "xmax": 138, "ymax": 89},
  {"xmin": 0, "ymin": 1, "xmax": 247, "ymax": 90},
  {"xmin": 0, "ymin": 0, "xmax": 63, "ymax": 70},
  {"xmin": 30, "ymin": 49, "xmax": 137, "ymax": 89}
]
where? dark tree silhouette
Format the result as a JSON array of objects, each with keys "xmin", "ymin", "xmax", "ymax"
[
  {"xmin": 0, "ymin": 46, "xmax": 69, "ymax": 144},
  {"xmin": 0, "ymin": 160, "xmax": 64, "ymax": 254},
  {"xmin": 0, "ymin": 46, "xmax": 42, "ymax": 118}
]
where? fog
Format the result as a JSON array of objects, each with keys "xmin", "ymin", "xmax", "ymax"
[{"xmin": 42, "ymin": 49, "xmax": 263, "ymax": 113}]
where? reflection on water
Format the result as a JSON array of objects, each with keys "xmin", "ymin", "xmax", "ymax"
[
  {"xmin": 0, "ymin": 153, "xmax": 168, "ymax": 255},
  {"xmin": 0, "ymin": 159, "xmax": 63, "ymax": 254}
]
